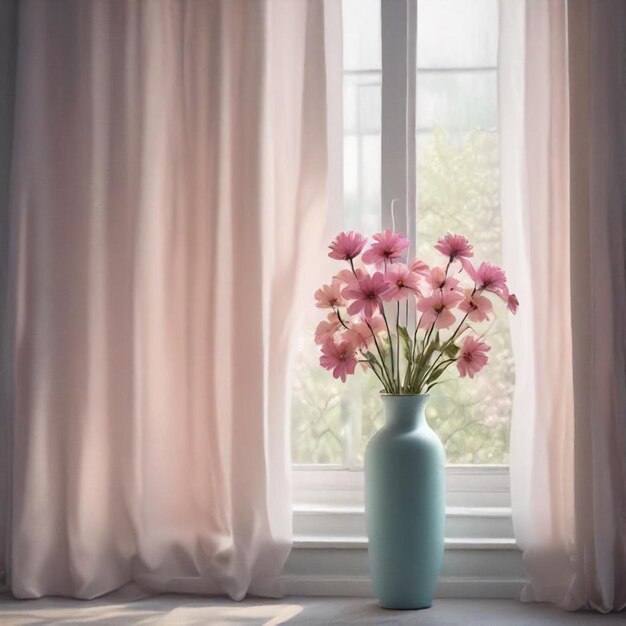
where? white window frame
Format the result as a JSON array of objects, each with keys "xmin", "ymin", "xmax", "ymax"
[
  {"xmin": 293, "ymin": 0, "xmax": 510, "ymax": 508},
  {"xmin": 285, "ymin": 1, "xmax": 523, "ymax": 597}
]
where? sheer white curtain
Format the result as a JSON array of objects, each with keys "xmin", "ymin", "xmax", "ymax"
[
  {"xmin": 500, "ymin": 0, "xmax": 626, "ymax": 612},
  {"xmin": 1, "ymin": 0, "xmax": 339, "ymax": 600}
]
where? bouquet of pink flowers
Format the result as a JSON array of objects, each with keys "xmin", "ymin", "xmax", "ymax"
[{"xmin": 314, "ymin": 230, "xmax": 519, "ymax": 394}]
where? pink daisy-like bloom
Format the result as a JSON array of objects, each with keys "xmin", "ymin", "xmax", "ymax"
[
  {"xmin": 507, "ymin": 293, "xmax": 519, "ymax": 315},
  {"xmin": 320, "ymin": 337, "xmax": 357, "ymax": 382},
  {"xmin": 314, "ymin": 312, "xmax": 342, "ymax": 345},
  {"xmin": 456, "ymin": 335, "xmax": 491, "ymax": 379},
  {"xmin": 328, "ymin": 231, "xmax": 367, "ymax": 261},
  {"xmin": 458, "ymin": 289, "xmax": 493, "ymax": 323},
  {"xmin": 345, "ymin": 315, "xmax": 386, "ymax": 349},
  {"xmin": 314, "ymin": 279, "xmax": 345, "ymax": 309},
  {"xmin": 362, "ymin": 229, "xmax": 410, "ymax": 265},
  {"xmin": 410, "ymin": 259, "xmax": 430, "ymax": 276},
  {"xmin": 342, "ymin": 271, "xmax": 390, "ymax": 318},
  {"xmin": 382, "ymin": 263, "xmax": 422, "ymax": 301},
  {"xmin": 435, "ymin": 233, "xmax": 473, "ymax": 261},
  {"xmin": 426, "ymin": 266, "xmax": 460, "ymax": 293},
  {"xmin": 461, "ymin": 259, "xmax": 509, "ymax": 299},
  {"xmin": 333, "ymin": 268, "xmax": 364, "ymax": 286},
  {"xmin": 416, "ymin": 289, "xmax": 463, "ymax": 330}
]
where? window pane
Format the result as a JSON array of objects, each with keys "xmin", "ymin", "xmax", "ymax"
[
  {"xmin": 417, "ymin": 71, "xmax": 498, "ymax": 131},
  {"xmin": 417, "ymin": 0, "xmax": 498, "ymax": 69},
  {"xmin": 344, "ymin": 77, "xmax": 381, "ymax": 135},
  {"xmin": 416, "ymin": 1, "xmax": 512, "ymax": 464},
  {"xmin": 344, "ymin": 135, "xmax": 381, "ymax": 232}
]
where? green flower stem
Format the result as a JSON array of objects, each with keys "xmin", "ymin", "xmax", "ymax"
[
  {"xmin": 403, "ymin": 353, "xmax": 413, "ymax": 392},
  {"xmin": 425, "ymin": 359, "xmax": 457, "ymax": 393},
  {"xmin": 369, "ymin": 353, "xmax": 391, "ymax": 391},
  {"xmin": 334, "ymin": 308, "xmax": 350, "ymax": 330},
  {"xmin": 358, "ymin": 353, "xmax": 387, "ymax": 389},
  {"xmin": 365, "ymin": 318, "xmax": 394, "ymax": 391},
  {"xmin": 427, "ymin": 312, "xmax": 470, "ymax": 377},
  {"xmin": 411, "ymin": 332, "xmax": 438, "ymax": 392},
  {"xmin": 379, "ymin": 304, "xmax": 397, "ymax": 391},
  {"xmin": 412, "ymin": 314, "xmax": 423, "ymax": 361},
  {"xmin": 421, "ymin": 357, "xmax": 456, "ymax": 388},
  {"xmin": 395, "ymin": 302, "xmax": 401, "ymax": 391},
  {"xmin": 423, "ymin": 320, "xmax": 436, "ymax": 350}
]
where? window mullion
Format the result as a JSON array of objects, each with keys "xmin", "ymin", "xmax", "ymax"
[{"xmin": 381, "ymin": 0, "xmax": 417, "ymax": 255}]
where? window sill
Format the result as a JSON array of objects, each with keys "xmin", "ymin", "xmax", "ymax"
[
  {"xmin": 283, "ymin": 533, "xmax": 525, "ymax": 598},
  {"xmin": 292, "ymin": 465, "xmax": 512, "ymax": 509},
  {"xmin": 285, "ymin": 465, "xmax": 526, "ymax": 598},
  {"xmin": 293, "ymin": 504, "xmax": 514, "ymax": 540},
  {"xmin": 292, "ymin": 536, "xmax": 518, "ymax": 550}
]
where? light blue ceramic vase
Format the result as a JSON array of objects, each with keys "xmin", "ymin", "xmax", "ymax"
[{"xmin": 364, "ymin": 394, "xmax": 445, "ymax": 610}]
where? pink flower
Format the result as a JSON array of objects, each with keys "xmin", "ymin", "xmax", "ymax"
[
  {"xmin": 507, "ymin": 293, "xmax": 519, "ymax": 314},
  {"xmin": 382, "ymin": 263, "xmax": 421, "ymax": 301},
  {"xmin": 458, "ymin": 289, "xmax": 493, "ymax": 323},
  {"xmin": 320, "ymin": 337, "xmax": 357, "ymax": 382},
  {"xmin": 426, "ymin": 266, "xmax": 460, "ymax": 293},
  {"xmin": 461, "ymin": 259, "xmax": 508, "ymax": 299},
  {"xmin": 345, "ymin": 315, "xmax": 386, "ymax": 348},
  {"xmin": 456, "ymin": 335, "xmax": 491, "ymax": 379},
  {"xmin": 416, "ymin": 290, "xmax": 463, "ymax": 330},
  {"xmin": 342, "ymin": 272, "xmax": 390, "ymax": 318},
  {"xmin": 314, "ymin": 279, "xmax": 345, "ymax": 309},
  {"xmin": 435, "ymin": 233, "xmax": 473, "ymax": 261},
  {"xmin": 314, "ymin": 312, "xmax": 342, "ymax": 345},
  {"xmin": 333, "ymin": 268, "xmax": 364, "ymax": 286},
  {"xmin": 362, "ymin": 229, "xmax": 410, "ymax": 265},
  {"xmin": 410, "ymin": 259, "xmax": 430, "ymax": 276},
  {"xmin": 328, "ymin": 231, "xmax": 367, "ymax": 261}
]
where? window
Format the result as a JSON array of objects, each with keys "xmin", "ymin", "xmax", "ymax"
[
  {"xmin": 291, "ymin": 0, "xmax": 513, "ymax": 468},
  {"xmin": 285, "ymin": 2, "xmax": 520, "ymax": 596}
]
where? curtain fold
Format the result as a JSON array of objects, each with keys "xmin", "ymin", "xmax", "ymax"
[
  {"xmin": 0, "ymin": 0, "xmax": 19, "ymax": 594},
  {"xmin": 500, "ymin": 0, "xmax": 626, "ymax": 612},
  {"xmin": 2, "ymin": 0, "xmax": 338, "ymax": 600},
  {"xmin": 567, "ymin": 0, "xmax": 626, "ymax": 612}
]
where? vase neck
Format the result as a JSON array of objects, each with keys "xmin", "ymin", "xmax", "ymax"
[{"xmin": 381, "ymin": 395, "xmax": 429, "ymax": 431}]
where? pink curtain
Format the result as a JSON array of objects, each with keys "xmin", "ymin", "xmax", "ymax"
[
  {"xmin": 500, "ymin": 0, "xmax": 626, "ymax": 612},
  {"xmin": 3, "ymin": 0, "xmax": 338, "ymax": 600},
  {"xmin": 0, "ymin": 0, "xmax": 18, "ymax": 594},
  {"xmin": 567, "ymin": 0, "xmax": 626, "ymax": 612}
]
